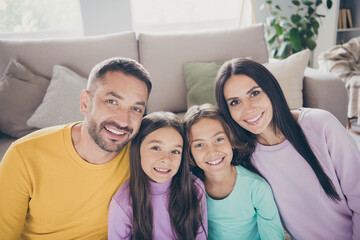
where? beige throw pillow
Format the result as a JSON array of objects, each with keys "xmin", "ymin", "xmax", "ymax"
[
  {"xmin": 263, "ymin": 49, "xmax": 310, "ymax": 109},
  {"xmin": 27, "ymin": 65, "xmax": 88, "ymax": 128},
  {"xmin": 0, "ymin": 59, "xmax": 49, "ymax": 138}
]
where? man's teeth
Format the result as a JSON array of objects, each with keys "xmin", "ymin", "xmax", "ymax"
[
  {"xmin": 105, "ymin": 127, "xmax": 124, "ymax": 135},
  {"xmin": 246, "ymin": 113, "xmax": 262, "ymax": 123},
  {"xmin": 154, "ymin": 167, "xmax": 170, "ymax": 172},
  {"xmin": 207, "ymin": 158, "xmax": 223, "ymax": 165}
]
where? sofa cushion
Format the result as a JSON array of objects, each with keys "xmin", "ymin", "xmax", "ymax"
[
  {"xmin": 0, "ymin": 59, "xmax": 49, "ymax": 138},
  {"xmin": 138, "ymin": 23, "xmax": 268, "ymax": 113},
  {"xmin": 183, "ymin": 49, "xmax": 310, "ymax": 110},
  {"xmin": 27, "ymin": 65, "xmax": 88, "ymax": 128},
  {"xmin": 0, "ymin": 32, "xmax": 138, "ymax": 80}
]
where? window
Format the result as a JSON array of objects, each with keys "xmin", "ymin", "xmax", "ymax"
[
  {"xmin": 131, "ymin": 0, "xmax": 242, "ymax": 32},
  {"xmin": 0, "ymin": 0, "xmax": 82, "ymax": 38}
]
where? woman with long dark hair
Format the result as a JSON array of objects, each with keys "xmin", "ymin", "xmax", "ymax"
[
  {"xmin": 215, "ymin": 58, "xmax": 360, "ymax": 239},
  {"xmin": 108, "ymin": 112, "xmax": 207, "ymax": 239}
]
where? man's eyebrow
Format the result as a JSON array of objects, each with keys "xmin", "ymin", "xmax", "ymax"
[{"xmin": 106, "ymin": 91, "xmax": 146, "ymax": 107}]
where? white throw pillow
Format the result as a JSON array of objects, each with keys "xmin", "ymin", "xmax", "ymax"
[
  {"xmin": 264, "ymin": 49, "xmax": 310, "ymax": 109},
  {"xmin": 27, "ymin": 65, "xmax": 88, "ymax": 128}
]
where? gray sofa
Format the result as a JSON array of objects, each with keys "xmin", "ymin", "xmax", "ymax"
[{"xmin": 0, "ymin": 23, "xmax": 348, "ymax": 160}]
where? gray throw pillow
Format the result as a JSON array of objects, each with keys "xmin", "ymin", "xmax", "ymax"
[
  {"xmin": 0, "ymin": 59, "xmax": 49, "ymax": 138},
  {"xmin": 27, "ymin": 65, "xmax": 88, "ymax": 128}
]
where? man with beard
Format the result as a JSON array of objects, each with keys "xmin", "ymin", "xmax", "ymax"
[{"xmin": 0, "ymin": 57, "xmax": 152, "ymax": 240}]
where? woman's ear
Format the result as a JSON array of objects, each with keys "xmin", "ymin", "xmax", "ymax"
[{"xmin": 80, "ymin": 89, "xmax": 91, "ymax": 115}]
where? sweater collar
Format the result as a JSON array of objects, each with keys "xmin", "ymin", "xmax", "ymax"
[{"xmin": 149, "ymin": 178, "xmax": 172, "ymax": 195}]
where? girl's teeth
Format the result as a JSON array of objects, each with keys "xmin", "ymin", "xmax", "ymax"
[
  {"xmin": 207, "ymin": 158, "xmax": 223, "ymax": 165},
  {"xmin": 105, "ymin": 127, "xmax": 124, "ymax": 135},
  {"xmin": 247, "ymin": 113, "xmax": 262, "ymax": 123},
  {"xmin": 154, "ymin": 167, "xmax": 170, "ymax": 172}
]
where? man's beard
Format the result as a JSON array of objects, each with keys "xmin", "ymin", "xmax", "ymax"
[{"xmin": 86, "ymin": 117, "xmax": 133, "ymax": 153}]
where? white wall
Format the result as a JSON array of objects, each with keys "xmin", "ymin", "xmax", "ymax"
[{"xmin": 79, "ymin": 0, "xmax": 133, "ymax": 36}]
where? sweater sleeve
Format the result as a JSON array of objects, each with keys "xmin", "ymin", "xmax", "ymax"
[
  {"xmin": 194, "ymin": 178, "xmax": 208, "ymax": 240},
  {"xmin": 252, "ymin": 179, "xmax": 285, "ymax": 240},
  {"xmin": 108, "ymin": 198, "xmax": 132, "ymax": 240},
  {"xmin": 0, "ymin": 145, "xmax": 31, "ymax": 239},
  {"xmin": 321, "ymin": 111, "xmax": 360, "ymax": 240}
]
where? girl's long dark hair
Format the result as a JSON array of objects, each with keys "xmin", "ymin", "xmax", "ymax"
[
  {"xmin": 215, "ymin": 58, "xmax": 340, "ymax": 202},
  {"xmin": 129, "ymin": 111, "xmax": 206, "ymax": 239},
  {"xmin": 183, "ymin": 103, "xmax": 257, "ymax": 181}
]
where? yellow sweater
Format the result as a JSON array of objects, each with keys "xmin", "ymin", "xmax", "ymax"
[{"xmin": 0, "ymin": 123, "xmax": 130, "ymax": 240}]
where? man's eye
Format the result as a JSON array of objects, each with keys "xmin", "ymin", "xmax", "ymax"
[
  {"xmin": 107, "ymin": 99, "xmax": 117, "ymax": 105},
  {"xmin": 172, "ymin": 150, "xmax": 181, "ymax": 155},
  {"xmin": 230, "ymin": 100, "xmax": 240, "ymax": 106},
  {"xmin": 132, "ymin": 107, "xmax": 143, "ymax": 114},
  {"xmin": 215, "ymin": 137, "xmax": 224, "ymax": 143}
]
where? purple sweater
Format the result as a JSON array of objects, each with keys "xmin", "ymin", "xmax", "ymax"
[
  {"xmin": 108, "ymin": 176, "xmax": 207, "ymax": 240},
  {"xmin": 252, "ymin": 108, "xmax": 360, "ymax": 240}
]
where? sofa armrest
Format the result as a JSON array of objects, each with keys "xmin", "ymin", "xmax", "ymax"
[{"xmin": 303, "ymin": 67, "xmax": 348, "ymax": 127}]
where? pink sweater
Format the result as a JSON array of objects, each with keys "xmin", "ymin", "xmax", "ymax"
[{"xmin": 252, "ymin": 108, "xmax": 360, "ymax": 240}]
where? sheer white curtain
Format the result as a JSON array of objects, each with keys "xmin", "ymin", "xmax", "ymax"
[
  {"xmin": 131, "ymin": 0, "xmax": 254, "ymax": 32},
  {"xmin": 238, "ymin": 0, "xmax": 256, "ymax": 27}
]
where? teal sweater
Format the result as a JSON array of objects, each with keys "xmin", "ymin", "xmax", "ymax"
[{"xmin": 207, "ymin": 165, "xmax": 284, "ymax": 240}]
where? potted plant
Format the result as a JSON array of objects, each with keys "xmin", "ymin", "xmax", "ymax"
[{"xmin": 262, "ymin": 0, "xmax": 333, "ymax": 59}]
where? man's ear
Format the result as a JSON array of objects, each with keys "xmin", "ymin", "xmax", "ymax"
[{"xmin": 80, "ymin": 89, "xmax": 90, "ymax": 115}]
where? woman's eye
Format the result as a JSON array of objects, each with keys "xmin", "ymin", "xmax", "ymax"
[
  {"xmin": 193, "ymin": 143, "xmax": 203, "ymax": 149},
  {"xmin": 230, "ymin": 100, "xmax": 240, "ymax": 106},
  {"xmin": 251, "ymin": 90, "xmax": 260, "ymax": 97},
  {"xmin": 151, "ymin": 146, "xmax": 160, "ymax": 151}
]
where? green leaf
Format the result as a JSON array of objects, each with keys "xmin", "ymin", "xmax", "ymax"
[
  {"xmin": 316, "ymin": 13, "xmax": 325, "ymax": 18},
  {"xmin": 266, "ymin": 16, "xmax": 276, "ymax": 26},
  {"xmin": 266, "ymin": 0, "xmax": 272, "ymax": 4},
  {"xmin": 266, "ymin": 32, "xmax": 277, "ymax": 45},
  {"xmin": 289, "ymin": 28, "xmax": 303, "ymax": 51},
  {"xmin": 326, "ymin": 0, "xmax": 332, "ymax": 9},
  {"xmin": 305, "ymin": 38, "xmax": 317, "ymax": 50},
  {"xmin": 274, "ymin": 24, "xmax": 284, "ymax": 35},
  {"xmin": 308, "ymin": 7, "xmax": 315, "ymax": 16},
  {"xmin": 278, "ymin": 41, "xmax": 292, "ymax": 59},
  {"xmin": 291, "ymin": 14, "xmax": 301, "ymax": 24},
  {"xmin": 310, "ymin": 18, "xmax": 319, "ymax": 34},
  {"xmin": 275, "ymin": 5, "xmax": 281, "ymax": 10},
  {"xmin": 315, "ymin": 0, "xmax": 322, "ymax": 6},
  {"xmin": 292, "ymin": 0, "xmax": 301, "ymax": 6},
  {"xmin": 279, "ymin": 20, "xmax": 292, "ymax": 28},
  {"xmin": 302, "ymin": 0, "xmax": 314, "ymax": 6}
]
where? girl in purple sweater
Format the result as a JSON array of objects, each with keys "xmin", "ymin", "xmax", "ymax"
[
  {"xmin": 215, "ymin": 58, "xmax": 360, "ymax": 239},
  {"xmin": 108, "ymin": 112, "xmax": 207, "ymax": 240}
]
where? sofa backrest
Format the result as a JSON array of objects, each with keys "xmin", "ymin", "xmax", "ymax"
[
  {"xmin": 0, "ymin": 32, "xmax": 138, "ymax": 79},
  {"xmin": 138, "ymin": 23, "xmax": 268, "ymax": 113}
]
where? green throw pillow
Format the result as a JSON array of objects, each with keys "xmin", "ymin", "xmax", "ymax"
[{"xmin": 184, "ymin": 61, "xmax": 225, "ymax": 108}]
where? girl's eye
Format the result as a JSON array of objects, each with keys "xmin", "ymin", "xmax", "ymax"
[
  {"xmin": 172, "ymin": 150, "xmax": 181, "ymax": 155},
  {"xmin": 151, "ymin": 146, "xmax": 160, "ymax": 151},
  {"xmin": 215, "ymin": 137, "xmax": 224, "ymax": 143},
  {"xmin": 251, "ymin": 90, "xmax": 261, "ymax": 97},
  {"xmin": 229, "ymin": 100, "xmax": 240, "ymax": 106}
]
